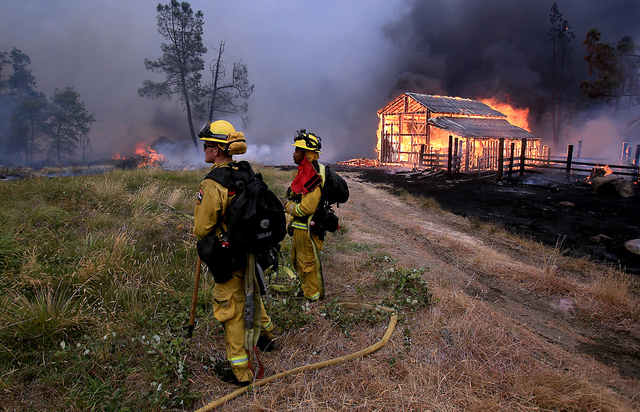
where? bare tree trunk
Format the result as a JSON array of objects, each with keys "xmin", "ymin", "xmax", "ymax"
[{"xmin": 208, "ymin": 41, "xmax": 225, "ymax": 122}]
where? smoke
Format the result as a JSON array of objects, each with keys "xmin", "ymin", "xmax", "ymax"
[
  {"xmin": 382, "ymin": 0, "xmax": 640, "ymax": 159},
  {"xmin": 1, "ymin": 0, "xmax": 639, "ymax": 166}
]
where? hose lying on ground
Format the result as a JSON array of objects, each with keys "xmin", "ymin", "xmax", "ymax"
[{"xmin": 195, "ymin": 302, "xmax": 398, "ymax": 411}]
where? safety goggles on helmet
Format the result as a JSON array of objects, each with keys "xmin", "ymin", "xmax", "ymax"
[
  {"xmin": 198, "ymin": 121, "xmax": 231, "ymax": 144},
  {"xmin": 293, "ymin": 129, "xmax": 322, "ymax": 153}
]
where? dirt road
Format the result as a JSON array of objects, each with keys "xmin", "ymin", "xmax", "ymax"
[{"xmin": 338, "ymin": 172, "xmax": 640, "ymax": 380}]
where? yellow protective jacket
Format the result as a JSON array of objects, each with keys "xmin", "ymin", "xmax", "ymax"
[
  {"xmin": 193, "ymin": 162, "xmax": 234, "ymax": 240},
  {"xmin": 284, "ymin": 184, "xmax": 322, "ymax": 230}
]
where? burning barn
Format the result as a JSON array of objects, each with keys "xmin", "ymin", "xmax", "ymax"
[{"xmin": 376, "ymin": 93, "xmax": 541, "ymax": 171}]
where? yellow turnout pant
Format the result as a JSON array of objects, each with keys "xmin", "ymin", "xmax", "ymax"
[
  {"xmin": 292, "ymin": 228, "xmax": 324, "ymax": 300},
  {"xmin": 212, "ymin": 271, "xmax": 273, "ymax": 382}
]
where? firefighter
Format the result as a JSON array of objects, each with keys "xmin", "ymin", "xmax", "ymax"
[
  {"xmin": 194, "ymin": 120, "xmax": 276, "ymax": 386},
  {"xmin": 282, "ymin": 130, "xmax": 325, "ymax": 301}
]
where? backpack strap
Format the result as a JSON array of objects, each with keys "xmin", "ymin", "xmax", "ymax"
[{"xmin": 204, "ymin": 161, "xmax": 254, "ymax": 193}]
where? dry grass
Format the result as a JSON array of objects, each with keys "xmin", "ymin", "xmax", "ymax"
[
  {"xmin": 192, "ymin": 285, "xmax": 638, "ymax": 412},
  {"xmin": 2, "ymin": 167, "xmax": 639, "ymax": 411}
]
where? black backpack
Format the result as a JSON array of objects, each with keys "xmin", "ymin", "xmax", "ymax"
[
  {"xmin": 197, "ymin": 161, "xmax": 286, "ymax": 283},
  {"xmin": 322, "ymin": 164, "xmax": 349, "ymax": 205},
  {"xmin": 310, "ymin": 164, "xmax": 349, "ymax": 237}
]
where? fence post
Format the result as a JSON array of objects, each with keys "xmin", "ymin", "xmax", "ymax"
[
  {"xmin": 498, "ymin": 138, "xmax": 504, "ymax": 180},
  {"xmin": 447, "ymin": 135, "xmax": 453, "ymax": 175},
  {"xmin": 621, "ymin": 142, "xmax": 629, "ymax": 164},
  {"xmin": 635, "ymin": 145, "xmax": 640, "ymax": 166},
  {"xmin": 566, "ymin": 144, "xmax": 573, "ymax": 177},
  {"xmin": 577, "ymin": 140, "xmax": 582, "ymax": 158},
  {"xmin": 519, "ymin": 138, "xmax": 527, "ymax": 176}
]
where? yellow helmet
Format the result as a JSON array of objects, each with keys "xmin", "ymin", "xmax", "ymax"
[
  {"xmin": 198, "ymin": 120, "xmax": 238, "ymax": 144},
  {"xmin": 292, "ymin": 129, "xmax": 322, "ymax": 153}
]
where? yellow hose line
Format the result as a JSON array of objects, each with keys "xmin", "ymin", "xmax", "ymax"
[{"xmin": 195, "ymin": 302, "xmax": 398, "ymax": 411}]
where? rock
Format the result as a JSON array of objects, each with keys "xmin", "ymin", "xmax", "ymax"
[
  {"xmin": 624, "ymin": 239, "xmax": 640, "ymax": 255},
  {"xmin": 559, "ymin": 201, "xmax": 575, "ymax": 208},
  {"xmin": 591, "ymin": 175, "xmax": 635, "ymax": 197}
]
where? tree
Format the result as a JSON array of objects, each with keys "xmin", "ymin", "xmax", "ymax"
[
  {"xmin": 139, "ymin": 0, "xmax": 207, "ymax": 151},
  {"xmin": 581, "ymin": 28, "xmax": 619, "ymax": 102},
  {"xmin": 0, "ymin": 48, "xmax": 38, "ymax": 163},
  {"xmin": 48, "ymin": 87, "xmax": 95, "ymax": 164},
  {"xmin": 8, "ymin": 92, "xmax": 48, "ymax": 165},
  {"xmin": 548, "ymin": 2, "xmax": 574, "ymax": 143},
  {"xmin": 201, "ymin": 41, "xmax": 254, "ymax": 123},
  {"xmin": 614, "ymin": 36, "xmax": 640, "ymax": 110}
]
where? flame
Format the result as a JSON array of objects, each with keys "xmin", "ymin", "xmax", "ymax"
[
  {"xmin": 134, "ymin": 142, "xmax": 165, "ymax": 166},
  {"xmin": 479, "ymin": 96, "xmax": 530, "ymax": 132},
  {"xmin": 110, "ymin": 142, "xmax": 165, "ymax": 167},
  {"xmin": 586, "ymin": 165, "xmax": 613, "ymax": 183}
]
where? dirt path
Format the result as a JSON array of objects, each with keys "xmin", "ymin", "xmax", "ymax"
[{"xmin": 338, "ymin": 173, "xmax": 640, "ymax": 380}]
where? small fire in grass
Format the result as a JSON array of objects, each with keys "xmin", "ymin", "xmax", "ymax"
[{"xmin": 112, "ymin": 142, "xmax": 166, "ymax": 169}]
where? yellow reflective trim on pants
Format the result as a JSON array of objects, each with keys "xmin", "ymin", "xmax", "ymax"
[
  {"xmin": 262, "ymin": 319, "xmax": 272, "ymax": 331},
  {"xmin": 292, "ymin": 222, "xmax": 308, "ymax": 230},
  {"xmin": 306, "ymin": 291, "xmax": 320, "ymax": 301},
  {"xmin": 229, "ymin": 355, "xmax": 248, "ymax": 366}
]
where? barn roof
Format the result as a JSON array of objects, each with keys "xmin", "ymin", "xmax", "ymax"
[
  {"xmin": 379, "ymin": 92, "xmax": 507, "ymax": 117},
  {"xmin": 428, "ymin": 117, "xmax": 538, "ymax": 140}
]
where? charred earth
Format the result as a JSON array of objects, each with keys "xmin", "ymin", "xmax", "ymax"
[{"xmin": 352, "ymin": 167, "xmax": 640, "ymax": 276}]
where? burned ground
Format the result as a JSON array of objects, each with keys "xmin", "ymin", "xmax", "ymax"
[{"xmin": 352, "ymin": 167, "xmax": 640, "ymax": 276}]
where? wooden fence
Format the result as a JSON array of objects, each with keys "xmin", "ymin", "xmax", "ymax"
[{"xmin": 420, "ymin": 136, "xmax": 640, "ymax": 181}]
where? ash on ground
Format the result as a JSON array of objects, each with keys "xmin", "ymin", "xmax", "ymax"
[{"xmin": 353, "ymin": 167, "xmax": 640, "ymax": 276}]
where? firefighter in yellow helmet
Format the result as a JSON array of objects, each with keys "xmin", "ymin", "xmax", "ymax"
[
  {"xmin": 282, "ymin": 130, "xmax": 326, "ymax": 301},
  {"xmin": 194, "ymin": 120, "xmax": 276, "ymax": 386}
]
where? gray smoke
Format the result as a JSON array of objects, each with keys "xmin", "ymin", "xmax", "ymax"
[
  {"xmin": 383, "ymin": 0, "xmax": 640, "ymax": 161},
  {"xmin": 1, "ymin": 0, "xmax": 639, "ymax": 165}
]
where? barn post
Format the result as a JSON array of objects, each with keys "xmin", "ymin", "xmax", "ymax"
[
  {"xmin": 566, "ymin": 144, "xmax": 574, "ymax": 177},
  {"xmin": 498, "ymin": 138, "xmax": 505, "ymax": 180},
  {"xmin": 519, "ymin": 138, "xmax": 527, "ymax": 176},
  {"xmin": 508, "ymin": 142, "xmax": 515, "ymax": 177},
  {"xmin": 465, "ymin": 138, "xmax": 470, "ymax": 171},
  {"xmin": 634, "ymin": 144, "xmax": 640, "ymax": 165},
  {"xmin": 447, "ymin": 135, "xmax": 453, "ymax": 175}
]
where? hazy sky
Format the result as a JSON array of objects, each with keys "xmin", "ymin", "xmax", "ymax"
[{"xmin": 2, "ymin": 0, "xmax": 639, "ymax": 165}]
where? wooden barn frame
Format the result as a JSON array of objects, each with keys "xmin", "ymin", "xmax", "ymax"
[{"xmin": 376, "ymin": 93, "xmax": 542, "ymax": 171}]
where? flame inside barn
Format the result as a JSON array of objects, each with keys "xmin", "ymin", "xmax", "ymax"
[{"xmin": 377, "ymin": 93, "xmax": 542, "ymax": 171}]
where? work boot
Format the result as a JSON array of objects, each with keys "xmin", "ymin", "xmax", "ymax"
[
  {"xmin": 214, "ymin": 361, "xmax": 250, "ymax": 387},
  {"xmin": 256, "ymin": 332, "xmax": 277, "ymax": 352}
]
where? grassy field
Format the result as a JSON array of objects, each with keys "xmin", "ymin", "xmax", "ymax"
[{"xmin": 0, "ymin": 166, "xmax": 638, "ymax": 411}]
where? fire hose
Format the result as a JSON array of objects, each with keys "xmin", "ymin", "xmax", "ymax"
[{"xmin": 194, "ymin": 302, "xmax": 398, "ymax": 411}]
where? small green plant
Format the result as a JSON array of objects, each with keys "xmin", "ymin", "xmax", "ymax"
[
  {"xmin": 267, "ymin": 295, "xmax": 314, "ymax": 330},
  {"xmin": 376, "ymin": 266, "xmax": 433, "ymax": 313}
]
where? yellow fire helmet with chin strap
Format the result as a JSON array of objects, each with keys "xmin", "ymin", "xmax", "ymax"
[
  {"xmin": 198, "ymin": 120, "xmax": 247, "ymax": 155},
  {"xmin": 292, "ymin": 129, "xmax": 322, "ymax": 153}
]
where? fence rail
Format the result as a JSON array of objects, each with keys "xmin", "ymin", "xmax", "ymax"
[{"xmin": 419, "ymin": 136, "xmax": 640, "ymax": 181}]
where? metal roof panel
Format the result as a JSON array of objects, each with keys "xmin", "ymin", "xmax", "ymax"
[
  {"xmin": 428, "ymin": 117, "xmax": 537, "ymax": 139},
  {"xmin": 406, "ymin": 93, "xmax": 506, "ymax": 117}
]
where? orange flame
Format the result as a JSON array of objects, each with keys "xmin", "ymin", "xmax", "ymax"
[
  {"xmin": 479, "ymin": 96, "xmax": 530, "ymax": 132},
  {"xmin": 134, "ymin": 142, "xmax": 165, "ymax": 167},
  {"xmin": 110, "ymin": 142, "xmax": 165, "ymax": 167}
]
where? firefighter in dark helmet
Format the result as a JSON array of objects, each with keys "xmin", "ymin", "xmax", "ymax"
[
  {"xmin": 282, "ymin": 130, "xmax": 325, "ymax": 301},
  {"xmin": 194, "ymin": 120, "xmax": 276, "ymax": 386}
]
